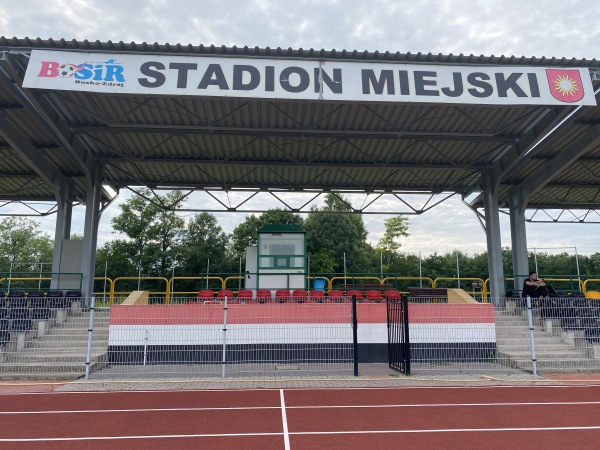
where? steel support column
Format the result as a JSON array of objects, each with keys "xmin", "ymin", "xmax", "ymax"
[
  {"xmin": 508, "ymin": 190, "xmax": 529, "ymax": 294},
  {"xmin": 50, "ymin": 187, "xmax": 73, "ymax": 289},
  {"xmin": 482, "ymin": 173, "xmax": 505, "ymax": 302},
  {"xmin": 81, "ymin": 167, "xmax": 102, "ymax": 301}
]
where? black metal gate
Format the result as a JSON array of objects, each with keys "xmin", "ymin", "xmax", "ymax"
[{"xmin": 387, "ymin": 295, "xmax": 410, "ymax": 374}]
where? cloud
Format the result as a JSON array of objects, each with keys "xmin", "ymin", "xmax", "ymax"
[
  {"xmin": 3, "ymin": 1, "xmax": 599, "ymax": 59},
  {"xmin": 2, "ymin": 0, "xmax": 600, "ymax": 257}
]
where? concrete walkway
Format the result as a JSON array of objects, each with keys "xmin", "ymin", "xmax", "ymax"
[
  {"xmin": 2, "ymin": 364, "xmax": 600, "ymax": 393},
  {"xmin": 54, "ymin": 364, "xmax": 560, "ymax": 391}
]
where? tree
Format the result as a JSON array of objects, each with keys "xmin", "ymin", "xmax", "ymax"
[
  {"xmin": 0, "ymin": 217, "xmax": 53, "ymax": 274},
  {"xmin": 231, "ymin": 209, "xmax": 304, "ymax": 259},
  {"xmin": 95, "ymin": 239, "xmax": 139, "ymax": 278},
  {"xmin": 147, "ymin": 191, "xmax": 186, "ymax": 275},
  {"xmin": 111, "ymin": 189, "xmax": 186, "ymax": 277},
  {"xmin": 305, "ymin": 194, "xmax": 371, "ymax": 274},
  {"xmin": 376, "ymin": 216, "xmax": 410, "ymax": 268},
  {"xmin": 179, "ymin": 213, "xmax": 231, "ymax": 275}
]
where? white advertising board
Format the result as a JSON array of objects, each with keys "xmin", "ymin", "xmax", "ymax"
[{"xmin": 22, "ymin": 49, "xmax": 597, "ymax": 106}]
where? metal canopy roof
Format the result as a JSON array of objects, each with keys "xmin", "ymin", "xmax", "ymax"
[{"xmin": 1, "ymin": 37, "xmax": 600, "ymax": 221}]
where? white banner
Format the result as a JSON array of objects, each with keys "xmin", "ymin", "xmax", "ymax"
[{"xmin": 22, "ymin": 49, "xmax": 597, "ymax": 106}]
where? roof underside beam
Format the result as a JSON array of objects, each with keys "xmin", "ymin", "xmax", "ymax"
[
  {"xmin": 505, "ymin": 122, "xmax": 600, "ymax": 206},
  {"xmin": 493, "ymin": 106, "xmax": 577, "ymax": 181},
  {"xmin": 0, "ymin": 51, "xmax": 95, "ymax": 178},
  {"xmin": 107, "ymin": 179, "xmax": 467, "ymax": 193},
  {"xmin": 98, "ymin": 156, "xmax": 487, "ymax": 170},
  {"xmin": 0, "ymin": 112, "xmax": 72, "ymax": 196},
  {"xmin": 463, "ymin": 105, "xmax": 589, "ymax": 207},
  {"xmin": 71, "ymin": 124, "xmax": 517, "ymax": 142}
]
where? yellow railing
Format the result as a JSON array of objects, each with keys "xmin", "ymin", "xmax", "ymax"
[
  {"xmin": 432, "ymin": 277, "xmax": 487, "ymax": 302},
  {"xmin": 582, "ymin": 279, "xmax": 600, "ymax": 296},
  {"xmin": 542, "ymin": 278, "xmax": 583, "ymax": 291},
  {"xmin": 223, "ymin": 275, "xmax": 244, "ymax": 290},
  {"xmin": 94, "ymin": 277, "xmax": 114, "ymax": 299},
  {"xmin": 7, "ymin": 274, "xmax": 592, "ymax": 305},
  {"xmin": 111, "ymin": 277, "xmax": 170, "ymax": 305},
  {"xmin": 504, "ymin": 277, "xmax": 583, "ymax": 291},
  {"xmin": 0, "ymin": 277, "xmax": 54, "ymax": 291},
  {"xmin": 328, "ymin": 276, "xmax": 382, "ymax": 291},
  {"xmin": 0, "ymin": 277, "xmax": 52, "ymax": 284},
  {"xmin": 170, "ymin": 276, "xmax": 225, "ymax": 296},
  {"xmin": 382, "ymin": 277, "xmax": 435, "ymax": 294}
]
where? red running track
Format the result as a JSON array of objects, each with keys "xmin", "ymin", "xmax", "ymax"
[{"xmin": 1, "ymin": 385, "xmax": 600, "ymax": 449}]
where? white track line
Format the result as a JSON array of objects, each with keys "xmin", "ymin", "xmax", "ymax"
[
  {"xmin": 0, "ymin": 432, "xmax": 283, "ymax": 442},
  {"xmin": 280, "ymin": 389, "xmax": 290, "ymax": 450},
  {"xmin": 2, "ymin": 426, "xmax": 600, "ymax": 442},
  {"xmin": 2, "ymin": 400, "xmax": 600, "ymax": 415},
  {"xmin": 290, "ymin": 426, "xmax": 600, "ymax": 435},
  {"xmin": 0, "ymin": 406, "xmax": 281, "ymax": 414}
]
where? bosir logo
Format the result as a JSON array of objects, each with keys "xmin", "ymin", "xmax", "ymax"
[{"xmin": 37, "ymin": 58, "xmax": 125, "ymax": 85}]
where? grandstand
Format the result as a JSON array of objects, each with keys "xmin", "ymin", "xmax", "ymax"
[
  {"xmin": 2, "ymin": 38, "xmax": 600, "ymax": 379},
  {"xmin": 2, "ymin": 269, "xmax": 600, "ymax": 380}
]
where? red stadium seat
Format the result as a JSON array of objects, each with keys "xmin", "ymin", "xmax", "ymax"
[
  {"xmin": 217, "ymin": 289, "xmax": 235, "ymax": 303},
  {"xmin": 275, "ymin": 289, "xmax": 291, "ymax": 303},
  {"xmin": 236, "ymin": 289, "xmax": 253, "ymax": 302},
  {"xmin": 365, "ymin": 289, "xmax": 383, "ymax": 302},
  {"xmin": 256, "ymin": 289, "xmax": 272, "ymax": 303},
  {"xmin": 197, "ymin": 289, "xmax": 215, "ymax": 302},
  {"xmin": 308, "ymin": 290, "xmax": 325, "ymax": 303},
  {"xmin": 385, "ymin": 289, "xmax": 401, "ymax": 300},
  {"xmin": 327, "ymin": 289, "xmax": 345, "ymax": 302},
  {"xmin": 292, "ymin": 289, "xmax": 309, "ymax": 303},
  {"xmin": 347, "ymin": 289, "xmax": 363, "ymax": 301}
]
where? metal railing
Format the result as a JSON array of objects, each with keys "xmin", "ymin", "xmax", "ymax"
[
  {"xmin": 0, "ymin": 272, "xmax": 83, "ymax": 291},
  {"xmin": 433, "ymin": 277, "xmax": 487, "ymax": 302},
  {"xmin": 3, "ymin": 294, "xmax": 600, "ymax": 379},
  {"xmin": 110, "ymin": 277, "xmax": 170, "ymax": 305},
  {"xmin": 3, "ymin": 273, "xmax": 596, "ymax": 307}
]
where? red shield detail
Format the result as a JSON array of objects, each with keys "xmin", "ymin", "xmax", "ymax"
[{"xmin": 546, "ymin": 69, "xmax": 585, "ymax": 103}]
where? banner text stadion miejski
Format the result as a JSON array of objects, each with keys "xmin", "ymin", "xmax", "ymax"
[{"xmin": 23, "ymin": 50, "xmax": 597, "ymax": 106}]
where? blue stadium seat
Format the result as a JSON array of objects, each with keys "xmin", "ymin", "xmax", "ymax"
[
  {"xmin": 28, "ymin": 290, "xmax": 50, "ymax": 321},
  {"xmin": 65, "ymin": 290, "xmax": 83, "ymax": 307},
  {"xmin": 0, "ymin": 319, "xmax": 10, "ymax": 347},
  {"xmin": 313, "ymin": 278, "xmax": 326, "ymax": 291},
  {"xmin": 8, "ymin": 290, "xmax": 31, "ymax": 332},
  {"xmin": 0, "ymin": 291, "xmax": 7, "ymax": 319},
  {"xmin": 47, "ymin": 290, "xmax": 67, "ymax": 309}
]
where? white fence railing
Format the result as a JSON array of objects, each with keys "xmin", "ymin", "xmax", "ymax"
[{"xmin": 1, "ymin": 293, "xmax": 600, "ymax": 379}]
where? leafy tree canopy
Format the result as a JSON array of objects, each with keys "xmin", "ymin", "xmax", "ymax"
[
  {"xmin": 231, "ymin": 209, "xmax": 304, "ymax": 259},
  {"xmin": 180, "ymin": 212, "xmax": 232, "ymax": 275},
  {"xmin": 111, "ymin": 189, "xmax": 186, "ymax": 276},
  {"xmin": 305, "ymin": 194, "xmax": 371, "ymax": 273},
  {"xmin": 0, "ymin": 217, "xmax": 53, "ymax": 273}
]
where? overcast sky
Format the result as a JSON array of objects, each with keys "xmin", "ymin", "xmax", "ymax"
[{"xmin": 2, "ymin": 0, "xmax": 600, "ymax": 256}]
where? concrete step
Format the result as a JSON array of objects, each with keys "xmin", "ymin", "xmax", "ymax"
[
  {"xmin": 496, "ymin": 335, "xmax": 572, "ymax": 344},
  {"xmin": 497, "ymin": 345, "xmax": 585, "ymax": 356},
  {"xmin": 61, "ymin": 319, "xmax": 110, "ymax": 325},
  {"xmin": 496, "ymin": 331, "xmax": 555, "ymax": 338},
  {"xmin": 25, "ymin": 340, "xmax": 108, "ymax": 349},
  {"xmin": 498, "ymin": 349, "xmax": 589, "ymax": 359},
  {"xmin": 0, "ymin": 311, "xmax": 111, "ymax": 379},
  {"xmin": 7, "ymin": 352, "xmax": 108, "ymax": 364},
  {"xmin": 43, "ymin": 330, "xmax": 109, "ymax": 338},
  {"xmin": 47, "ymin": 324, "xmax": 109, "ymax": 331},
  {"xmin": 496, "ymin": 354, "xmax": 600, "ymax": 373},
  {"xmin": 0, "ymin": 361, "xmax": 108, "ymax": 379},
  {"xmin": 32, "ymin": 338, "xmax": 109, "ymax": 346}
]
